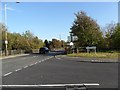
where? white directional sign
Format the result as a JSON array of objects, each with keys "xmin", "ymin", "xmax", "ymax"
[
  {"xmin": 86, "ymin": 46, "xmax": 96, "ymax": 49},
  {"xmin": 72, "ymin": 36, "xmax": 78, "ymax": 41},
  {"xmin": 67, "ymin": 36, "xmax": 78, "ymax": 42},
  {"xmin": 67, "ymin": 36, "xmax": 71, "ymax": 42},
  {"xmin": 70, "ymin": 42, "xmax": 74, "ymax": 46},
  {"xmin": 86, "ymin": 46, "xmax": 96, "ymax": 53},
  {"xmin": 5, "ymin": 40, "xmax": 8, "ymax": 44}
]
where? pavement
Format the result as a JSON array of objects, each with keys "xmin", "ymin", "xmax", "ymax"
[
  {"xmin": 1, "ymin": 52, "xmax": 118, "ymax": 89},
  {"xmin": 0, "ymin": 54, "xmax": 30, "ymax": 60}
]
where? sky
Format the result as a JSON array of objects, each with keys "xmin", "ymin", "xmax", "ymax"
[{"xmin": 0, "ymin": 2, "xmax": 118, "ymax": 41}]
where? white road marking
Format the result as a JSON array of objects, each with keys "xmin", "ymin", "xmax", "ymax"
[
  {"xmin": 3, "ymin": 72, "xmax": 12, "ymax": 77},
  {"xmin": 3, "ymin": 56, "xmax": 53, "ymax": 76},
  {"xmin": 57, "ymin": 58, "xmax": 61, "ymax": 60},
  {"xmin": 29, "ymin": 57, "xmax": 52, "ymax": 66},
  {"xmin": 1, "ymin": 83, "xmax": 99, "ymax": 87},
  {"xmin": 15, "ymin": 68, "xmax": 22, "ymax": 72},
  {"xmin": 39, "ymin": 61, "xmax": 41, "ymax": 63},
  {"xmin": 41, "ymin": 60, "xmax": 44, "ymax": 62},
  {"xmin": 23, "ymin": 66, "xmax": 28, "ymax": 68},
  {"xmin": 34, "ymin": 62, "xmax": 38, "ymax": 64},
  {"xmin": 47, "ymin": 57, "xmax": 51, "ymax": 59},
  {"xmin": 30, "ymin": 64, "xmax": 34, "ymax": 66},
  {"xmin": 49, "ymin": 57, "xmax": 52, "ymax": 59},
  {"xmin": 44, "ymin": 59, "xmax": 47, "ymax": 60}
]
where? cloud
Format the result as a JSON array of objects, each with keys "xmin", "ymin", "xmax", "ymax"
[
  {"xmin": 0, "ymin": 7, "xmax": 15, "ymax": 11},
  {"xmin": 3, "ymin": 7, "xmax": 23, "ymax": 13},
  {"xmin": 6, "ymin": 7, "xmax": 15, "ymax": 11}
]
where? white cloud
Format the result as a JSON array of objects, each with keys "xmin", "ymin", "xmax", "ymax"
[{"xmin": 6, "ymin": 7, "xmax": 15, "ymax": 11}]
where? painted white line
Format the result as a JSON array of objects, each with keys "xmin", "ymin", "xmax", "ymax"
[
  {"xmin": 47, "ymin": 57, "xmax": 51, "ymax": 59},
  {"xmin": 57, "ymin": 58, "xmax": 61, "ymax": 60},
  {"xmin": 43, "ymin": 57, "xmax": 52, "ymax": 61},
  {"xmin": 34, "ymin": 62, "xmax": 38, "ymax": 64},
  {"xmin": 23, "ymin": 66, "xmax": 28, "ymax": 68},
  {"xmin": 41, "ymin": 60, "xmax": 44, "ymax": 62},
  {"xmin": 49, "ymin": 57, "xmax": 52, "ymax": 59},
  {"xmin": 18, "ymin": 57, "xmax": 53, "ymax": 71},
  {"xmin": 29, "ymin": 64, "xmax": 34, "ymax": 66},
  {"xmin": 82, "ymin": 83, "xmax": 100, "ymax": 86},
  {"xmin": 44, "ymin": 59, "xmax": 47, "ymax": 60},
  {"xmin": 3, "ymin": 57, "xmax": 53, "ymax": 77},
  {"xmin": 3, "ymin": 72, "xmax": 12, "ymax": 77},
  {"xmin": 15, "ymin": 68, "xmax": 22, "ymax": 72},
  {"xmin": 1, "ymin": 83, "xmax": 99, "ymax": 87},
  {"xmin": 39, "ymin": 61, "xmax": 41, "ymax": 63}
]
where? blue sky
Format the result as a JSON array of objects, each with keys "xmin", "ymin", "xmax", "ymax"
[{"xmin": 1, "ymin": 2, "xmax": 118, "ymax": 41}]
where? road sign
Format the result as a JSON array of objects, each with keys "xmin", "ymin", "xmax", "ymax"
[
  {"xmin": 67, "ymin": 36, "xmax": 78, "ymax": 42},
  {"xmin": 67, "ymin": 36, "xmax": 71, "ymax": 42},
  {"xmin": 5, "ymin": 40, "xmax": 8, "ymax": 44},
  {"xmin": 72, "ymin": 36, "xmax": 78, "ymax": 41},
  {"xmin": 70, "ymin": 42, "xmax": 73, "ymax": 46},
  {"xmin": 86, "ymin": 46, "xmax": 96, "ymax": 53}
]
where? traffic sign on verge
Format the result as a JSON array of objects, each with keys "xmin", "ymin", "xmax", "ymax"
[{"xmin": 70, "ymin": 42, "xmax": 73, "ymax": 46}]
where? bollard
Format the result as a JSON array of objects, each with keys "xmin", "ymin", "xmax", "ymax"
[{"xmin": 54, "ymin": 55, "xmax": 56, "ymax": 58}]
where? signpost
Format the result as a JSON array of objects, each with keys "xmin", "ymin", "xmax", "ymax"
[
  {"xmin": 86, "ymin": 46, "xmax": 96, "ymax": 53},
  {"xmin": 70, "ymin": 42, "xmax": 73, "ymax": 46},
  {"xmin": 67, "ymin": 32, "xmax": 78, "ymax": 54},
  {"xmin": 67, "ymin": 36, "xmax": 78, "ymax": 42},
  {"xmin": 72, "ymin": 36, "xmax": 78, "ymax": 41},
  {"xmin": 3, "ymin": 2, "xmax": 20, "ymax": 56},
  {"xmin": 5, "ymin": 40, "xmax": 8, "ymax": 45}
]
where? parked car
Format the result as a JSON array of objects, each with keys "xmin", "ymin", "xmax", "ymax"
[{"xmin": 39, "ymin": 47, "xmax": 49, "ymax": 54}]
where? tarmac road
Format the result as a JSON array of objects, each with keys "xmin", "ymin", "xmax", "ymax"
[{"xmin": 2, "ymin": 53, "xmax": 118, "ymax": 89}]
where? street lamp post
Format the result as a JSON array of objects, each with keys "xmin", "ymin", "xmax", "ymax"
[
  {"xmin": 4, "ymin": 3, "xmax": 8, "ymax": 56},
  {"xmin": 3, "ymin": 2, "xmax": 20, "ymax": 56}
]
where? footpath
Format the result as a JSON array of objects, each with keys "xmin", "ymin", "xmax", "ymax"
[{"xmin": 0, "ymin": 54, "xmax": 30, "ymax": 60}]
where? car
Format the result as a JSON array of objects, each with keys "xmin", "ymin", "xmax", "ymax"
[{"xmin": 39, "ymin": 47, "xmax": 49, "ymax": 54}]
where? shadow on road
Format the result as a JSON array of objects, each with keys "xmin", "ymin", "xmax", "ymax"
[{"xmin": 31, "ymin": 50, "xmax": 66, "ymax": 57}]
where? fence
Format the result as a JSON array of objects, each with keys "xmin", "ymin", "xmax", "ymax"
[
  {"xmin": 0, "ymin": 50, "xmax": 25, "ymax": 56},
  {"xmin": 0, "ymin": 49, "xmax": 40, "ymax": 56},
  {"xmin": 32, "ymin": 49, "xmax": 39, "ymax": 53}
]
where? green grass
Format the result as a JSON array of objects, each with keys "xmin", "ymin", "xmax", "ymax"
[{"xmin": 67, "ymin": 52, "xmax": 119, "ymax": 59}]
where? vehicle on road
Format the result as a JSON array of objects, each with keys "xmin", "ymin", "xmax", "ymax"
[{"xmin": 39, "ymin": 47, "xmax": 49, "ymax": 54}]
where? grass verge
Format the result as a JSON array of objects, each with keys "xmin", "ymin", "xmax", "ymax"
[{"xmin": 67, "ymin": 52, "xmax": 119, "ymax": 59}]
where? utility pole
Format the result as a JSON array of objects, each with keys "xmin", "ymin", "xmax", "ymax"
[
  {"xmin": 4, "ymin": 3, "xmax": 8, "ymax": 56},
  {"xmin": 3, "ymin": 2, "xmax": 20, "ymax": 56}
]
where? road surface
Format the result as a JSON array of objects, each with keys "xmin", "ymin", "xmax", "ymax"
[{"xmin": 2, "ymin": 52, "xmax": 118, "ymax": 89}]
